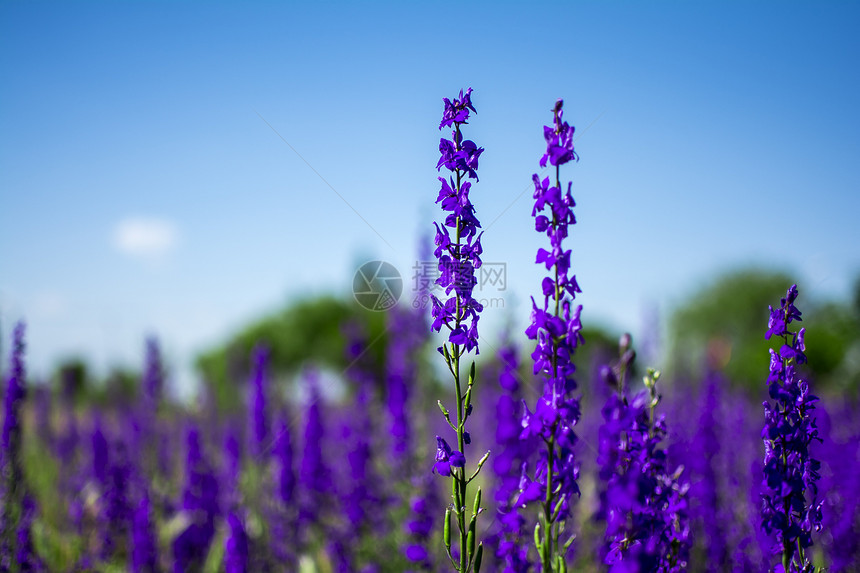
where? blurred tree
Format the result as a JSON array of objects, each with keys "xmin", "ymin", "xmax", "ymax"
[
  {"xmin": 668, "ymin": 268, "xmax": 860, "ymax": 393},
  {"xmin": 53, "ymin": 358, "xmax": 90, "ymax": 404},
  {"xmin": 99, "ymin": 367, "xmax": 138, "ymax": 406},
  {"xmin": 195, "ymin": 295, "xmax": 389, "ymax": 412}
]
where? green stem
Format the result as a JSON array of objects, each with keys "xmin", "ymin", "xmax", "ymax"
[{"xmin": 449, "ymin": 124, "xmax": 474, "ymax": 572}]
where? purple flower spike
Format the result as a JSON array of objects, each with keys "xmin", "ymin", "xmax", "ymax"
[
  {"xmin": 518, "ymin": 100, "xmax": 584, "ymax": 571},
  {"xmin": 431, "ymin": 89, "xmax": 488, "ymax": 572},
  {"xmin": 1, "ymin": 322, "xmax": 29, "ymax": 564},
  {"xmin": 248, "ymin": 343, "xmax": 271, "ymax": 459},
  {"xmin": 132, "ymin": 489, "xmax": 158, "ymax": 573},
  {"xmin": 760, "ymin": 285, "xmax": 821, "ymax": 572},
  {"xmin": 224, "ymin": 512, "xmax": 249, "ymax": 573},
  {"xmin": 431, "ymin": 89, "xmax": 484, "ymax": 355}
]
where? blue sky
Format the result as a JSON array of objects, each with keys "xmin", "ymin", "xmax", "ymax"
[{"xmin": 1, "ymin": 1, "xmax": 858, "ymax": 396}]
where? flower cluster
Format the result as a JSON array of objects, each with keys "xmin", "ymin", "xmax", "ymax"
[
  {"xmin": 489, "ymin": 340, "xmax": 534, "ymax": 572},
  {"xmin": 299, "ymin": 370, "xmax": 332, "ymax": 539},
  {"xmin": 517, "ymin": 99, "xmax": 583, "ymax": 571},
  {"xmin": 173, "ymin": 423, "xmax": 220, "ymax": 571},
  {"xmin": 386, "ymin": 306, "xmax": 420, "ymax": 472},
  {"xmin": 431, "ymin": 87, "xmax": 484, "ymax": 355},
  {"xmin": 1, "ymin": 322, "xmax": 30, "ymax": 567},
  {"xmin": 596, "ymin": 349, "xmax": 690, "ymax": 572},
  {"xmin": 761, "ymin": 285, "xmax": 822, "ymax": 572}
]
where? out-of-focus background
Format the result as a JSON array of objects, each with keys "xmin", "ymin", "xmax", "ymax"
[{"xmin": 2, "ymin": 1, "xmax": 859, "ymax": 399}]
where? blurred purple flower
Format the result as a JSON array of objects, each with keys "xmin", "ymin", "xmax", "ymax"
[
  {"xmin": 1, "ymin": 322, "xmax": 28, "ymax": 563},
  {"xmin": 132, "ymin": 489, "xmax": 158, "ymax": 573},
  {"xmin": 15, "ymin": 493, "xmax": 45, "ymax": 572},
  {"xmin": 298, "ymin": 369, "xmax": 332, "ymax": 540},
  {"xmin": 248, "ymin": 343, "xmax": 271, "ymax": 460},
  {"xmin": 224, "ymin": 512, "xmax": 249, "ymax": 573},
  {"xmin": 173, "ymin": 423, "xmax": 219, "ymax": 572}
]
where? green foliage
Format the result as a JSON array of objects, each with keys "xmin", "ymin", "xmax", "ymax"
[
  {"xmin": 668, "ymin": 268, "xmax": 860, "ymax": 392},
  {"xmin": 669, "ymin": 268, "xmax": 794, "ymax": 391},
  {"xmin": 804, "ymin": 301, "xmax": 860, "ymax": 391},
  {"xmin": 195, "ymin": 295, "xmax": 389, "ymax": 412}
]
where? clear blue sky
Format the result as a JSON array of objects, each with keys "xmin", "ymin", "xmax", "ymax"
[{"xmin": 2, "ymin": 1, "xmax": 858, "ymax": 396}]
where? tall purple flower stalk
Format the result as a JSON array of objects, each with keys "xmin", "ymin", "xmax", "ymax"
[
  {"xmin": 597, "ymin": 356, "xmax": 690, "ymax": 572},
  {"xmin": 100, "ymin": 441, "xmax": 134, "ymax": 559},
  {"xmin": 298, "ymin": 369, "xmax": 332, "ymax": 547},
  {"xmin": 386, "ymin": 304, "xmax": 424, "ymax": 475},
  {"xmin": 224, "ymin": 512, "xmax": 249, "ymax": 573},
  {"xmin": 489, "ymin": 340, "xmax": 535, "ymax": 572},
  {"xmin": 269, "ymin": 413, "xmax": 297, "ymax": 562},
  {"xmin": 132, "ymin": 488, "xmax": 158, "ymax": 573},
  {"xmin": 248, "ymin": 343, "xmax": 271, "ymax": 460},
  {"xmin": 516, "ymin": 99, "xmax": 583, "ymax": 572},
  {"xmin": 431, "ymin": 87, "xmax": 488, "ymax": 573},
  {"xmin": 172, "ymin": 423, "xmax": 220, "ymax": 572},
  {"xmin": 338, "ymin": 323, "xmax": 386, "ymax": 572},
  {"xmin": 688, "ymin": 372, "xmax": 729, "ymax": 569},
  {"xmin": 1, "ymin": 322, "xmax": 27, "ymax": 566},
  {"xmin": 15, "ymin": 493, "xmax": 45, "ymax": 572},
  {"xmin": 221, "ymin": 421, "xmax": 242, "ymax": 512},
  {"xmin": 760, "ymin": 284, "xmax": 822, "ymax": 572}
]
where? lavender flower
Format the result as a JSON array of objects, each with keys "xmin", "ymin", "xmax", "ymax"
[
  {"xmin": 490, "ymin": 340, "xmax": 534, "ymax": 572},
  {"xmin": 100, "ymin": 441, "xmax": 134, "ymax": 558},
  {"xmin": 517, "ymin": 99, "xmax": 583, "ymax": 572},
  {"xmin": 173, "ymin": 423, "xmax": 220, "ymax": 572},
  {"xmin": 298, "ymin": 369, "xmax": 332, "ymax": 545},
  {"xmin": 688, "ymin": 372, "xmax": 729, "ymax": 569},
  {"xmin": 386, "ymin": 304, "xmax": 424, "ymax": 474},
  {"xmin": 268, "ymin": 413, "xmax": 298, "ymax": 562},
  {"xmin": 224, "ymin": 512, "xmax": 249, "ymax": 573},
  {"xmin": 817, "ymin": 402, "xmax": 860, "ymax": 572},
  {"xmin": 221, "ymin": 421, "xmax": 243, "ymax": 512},
  {"xmin": 1, "ymin": 322, "xmax": 27, "ymax": 562},
  {"xmin": 132, "ymin": 489, "xmax": 158, "ymax": 573},
  {"xmin": 432, "ymin": 88, "xmax": 488, "ymax": 573},
  {"xmin": 431, "ymin": 87, "xmax": 484, "ymax": 356},
  {"xmin": 248, "ymin": 343, "xmax": 271, "ymax": 460},
  {"xmin": 596, "ymin": 340, "xmax": 690, "ymax": 572},
  {"xmin": 15, "ymin": 493, "xmax": 45, "ymax": 572},
  {"xmin": 274, "ymin": 416, "xmax": 295, "ymax": 507},
  {"xmin": 403, "ymin": 473, "xmax": 439, "ymax": 572},
  {"xmin": 760, "ymin": 284, "xmax": 822, "ymax": 572},
  {"xmin": 341, "ymin": 322, "xmax": 386, "ymax": 541}
]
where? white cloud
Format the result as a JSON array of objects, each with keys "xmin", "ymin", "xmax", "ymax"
[{"xmin": 113, "ymin": 217, "xmax": 178, "ymax": 258}]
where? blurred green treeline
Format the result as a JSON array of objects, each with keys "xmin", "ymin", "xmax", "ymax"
[{"xmin": 28, "ymin": 268, "xmax": 860, "ymax": 408}]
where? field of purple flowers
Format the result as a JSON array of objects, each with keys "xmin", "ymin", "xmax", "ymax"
[{"xmin": 1, "ymin": 90, "xmax": 857, "ymax": 572}]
